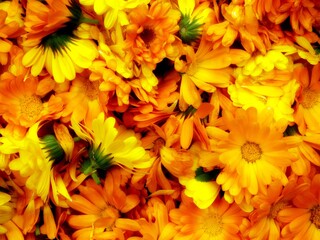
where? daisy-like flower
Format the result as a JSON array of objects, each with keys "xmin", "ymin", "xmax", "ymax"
[
  {"xmin": 71, "ymin": 112, "xmax": 153, "ymax": 183},
  {"xmin": 58, "ymin": 73, "xmax": 109, "ymax": 127},
  {"xmin": 245, "ymin": 178, "xmax": 308, "ymax": 240},
  {"xmin": 169, "ymin": 194, "xmax": 248, "ymax": 240},
  {"xmin": 215, "ymin": 107, "xmax": 298, "ymax": 211},
  {"xmin": 22, "ymin": 0, "xmax": 98, "ymax": 83},
  {"xmin": 0, "ymin": 73, "xmax": 63, "ymax": 128},
  {"xmin": 278, "ymin": 174, "xmax": 320, "ymax": 239},
  {"xmin": 294, "ymin": 63, "xmax": 320, "ymax": 133},
  {"xmin": 175, "ymin": 38, "xmax": 250, "ymax": 110},
  {"xmin": 124, "ymin": 1, "xmax": 180, "ymax": 69},
  {"xmin": 67, "ymin": 167, "xmax": 141, "ymax": 240}
]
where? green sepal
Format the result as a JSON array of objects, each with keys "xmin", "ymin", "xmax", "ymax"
[
  {"xmin": 179, "ymin": 14, "xmax": 203, "ymax": 44},
  {"xmin": 41, "ymin": 134, "xmax": 65, "ymax": 162},
  {"xmin": 195, "ymin": 167, "xmax": 220, "ymax": 182}
]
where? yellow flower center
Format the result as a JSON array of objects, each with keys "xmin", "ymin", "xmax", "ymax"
[
  {"xmin": 99, "ymin": 205, "xmax": 120, "ymax": 230},
  {"xmin": 202, "ymin": 213, "xmax": 223, "ymax": 237},
  {"xmin": 140, "ymin": 28, "xmax": 155, "ymax": 47},
  {"xmin": 310, "ymin": 205, "xmax": 320, "ymax": 229},
  {"xmin": 20, "ymin": 95, "xmax": 43, "ymax": 121},
  {"xmin": 301, "ymin": 88, "xmax": 320, "ymax": 109},
  {"xmin": 241, "ymin": 141, "xmax": 262, "ymax": 163},
  {"xmin": 268, "ymin": 200, "xmax": 288, "ymax": 219}
]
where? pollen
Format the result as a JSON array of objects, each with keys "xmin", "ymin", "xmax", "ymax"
[
  {"xmin": 310, "ymin": 205, "xmax": 320, "ymax": 229},
  {"xmin": 201, "ymin": 212, "xmax": 223, "ymax": 237},
  {"xmin": 301, "ymin": 88, "xmax": 320, "ymax": 109},
  {"xmin": 20, "ymin": 95, "xmax": 43, "ymax": 121},
  {"xmin": 79, "ymin": 79, "xmax": 100, "ymax": 101},
  {"xmin": 241, "ymin": 141, "xmax": 262, "ymax": 163},
  {"xmin": 268, "ymin": 200, "xmax": 288, "ymax": 219}
]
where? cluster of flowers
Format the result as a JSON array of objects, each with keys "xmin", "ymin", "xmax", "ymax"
[{"xmin": 1, "ymin": 0, "xmax": 320, "ymax": 239}]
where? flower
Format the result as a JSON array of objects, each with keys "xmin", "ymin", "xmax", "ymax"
[
  {"xmin": 0, "ymin": 73, "xmax": 63, "ymax": 128},
  {"xmin": 175, "ymin": 38, "xmax": 250, "ymax": 110},
  {"xmin": 294, "ymin": 63, "xmax": 320, "ymax": 133},
  {"xmin": 67, "ymin": 167, "xmax": 141, "ymax": 239},
  {"xmin": 71, "ymin": 112, "xmax": 153, "ymax": 183},
  {"xmin": 22, "ymin": 0, "xmax": 98, "ymax": 83},
  {"xmin": 278, "ymin": 174, "xmax": 320, "ymax": 239},
  {"xmin": 124, "ymin": 1, "xmax": 180, "ymax": 69},
  {"xmin": 169, "ymin": 194, "xmax": 248, "ymax": 240},
  {"xmin": 215, "ymin": 107, "xmax": 297, "ymax": 211}
]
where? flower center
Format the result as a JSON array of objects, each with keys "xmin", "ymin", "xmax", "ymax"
[
  {"xmin": 99, "ymin": 205, "xmax": 120, "ymax": 230},
  {"xmin": 140, "ymin": 28, "xmax": 155, "ymax": 47},
  {"xmin": 202, "ymin": 213, "xmax": 223, "ymax": 237},
  {"xmin": 301, "ymin": 88, "xmax": 320, "ymax": 109},
  {"xmin": 85, "ymin": 81, "xmax": 100, "ymax": 101},
  {"xmin": 20, "ymin": 95, "xmax": 43, "ymax": 121},
  {"xmin": 268, "ymin": 200, "xmax": 288, "ymax": 219},
  {"xmin": 310, "ymin": 205, "xmax": 320, "ymax": 229},
  {"xmin": 241, "ymin": 141, "xmax": 262, "ymax": 163}
]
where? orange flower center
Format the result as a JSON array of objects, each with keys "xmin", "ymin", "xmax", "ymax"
[
  {"xmin": 81, "ymin": 80, "xmax": 100, "ymax": 101},
  {"xmin": 310, "ymin": 205, "xmax": 320, "ymax": 229},
  {"xmin": 301, "ymin": 88, "xmax": 320, "ymax": 109},
  {"xmin": 241, "ymin": 141, "xmax": 262, "ymax": 163},
  {"xmin": 202, "ymin": 213, "xmax": 223, "ymax": 237},
  {"xmin": 268, "ymin": 200, "xmax": 288, "ymax": 219},
  {"xmin": 20, "ymin": 95, "xmax": 43, "ymax": 121},
  {"xmin": 140, "ymin": 28, "xmax": 155, "ymax": 47}
]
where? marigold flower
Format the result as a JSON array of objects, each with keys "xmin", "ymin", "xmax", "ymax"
[
  {"xmin": 22, "ymin": 0, "xmax": 98, "ymax": 83},
  {"xmin": 294, "ymin": 63, "xmax": 320, "ymax": 133},
  {"xmin": 170, "ymin": 194, "xmax": 248, "ymax": 240},
  {"xmin": 67, "ymin": 168, "xmax": 141, "ymax": 239},
  {"xmin": 124, "ymin": 1, "xmax": 180, "ymax": 69},
  {"xmin": 278, "ymin": 174, "xmax": 320, "ymax": 239},
  {"xmin": 0, "ymin": 73, "xmax": 63, "ymax": 128},
  {"xmin": 215, "ymin": 107, "xmax": 298, "ymax": 211}
]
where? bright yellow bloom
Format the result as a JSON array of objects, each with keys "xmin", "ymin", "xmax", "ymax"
[
  {"xmin": 228, "ymin": 48, "xmax": 299, "ymax": 122},
  {"xmin": 80, "ymin": 0, "xmax": 149, "ymax": 29},
  {"xmin": 22, "ymin": 0, "xmax": 98, "ymax": 83},
  {"xmin": 71, "ymin": 112, "xmax": 153, "ymax": 182},
  {"xmin": 175, "ymin": 38, "xmax": 250, "ymax": 110},
  {"xmin": 215, "ymin": 107, "xmax": 297, "ymax": 211},
  {"xmin": 170, "ymin": 195, "xmax": 248, "ymax": 240}
]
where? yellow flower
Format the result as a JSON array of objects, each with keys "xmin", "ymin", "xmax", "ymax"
[
  {"xmin": 71, "ymin": 112, "xmax": 153, "ymax": 182},
  {"xmin": 80, "ymin": 0, "xmax": 149, "ymax": 29},
  {"xmin": 6, "ymin": 123, "xmax": 53, "ymax": 201},
  {"xmin": 176, "ymin": 38, "xmax": 250, "ymax": 110}
]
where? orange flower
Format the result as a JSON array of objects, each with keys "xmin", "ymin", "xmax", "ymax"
[
  {"xmin": 169, "ymin": 194, "xmax": 248, "ymax": 240},
  {"xmin": 215, "ymin": 107, "xmax": 298, "ymax": 211},
  {"xmin": 58, "ymin": 73, "xmax": 109, "ymax": 127},
  {"xmin": 0, "ymin": 0, "xmax": 24, "ymax": 65},
  {"xmin": 67, "ymin": 167, "xmax": 141, "ymax": 240},
  {"xmin": 0, "ymin": 73, "xmax": 63, "ymax": 128},
  {"xmin": 206, "ymin": 1, "xmax": 267, "ymax": 54},
  {"xmin": 124, "ymin": 1, "xmax": 180, "ymax": 69},
  {"xmin": 245, "ymin": 178, "xmax": 308, "ymax": 240},
  {"xmin": 278, "ymin": 174, "xmax": 320, "ymax": 239},
  {"xmin": 294, "ymin": 63, "xmax": 320, "ymax": 133}
]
